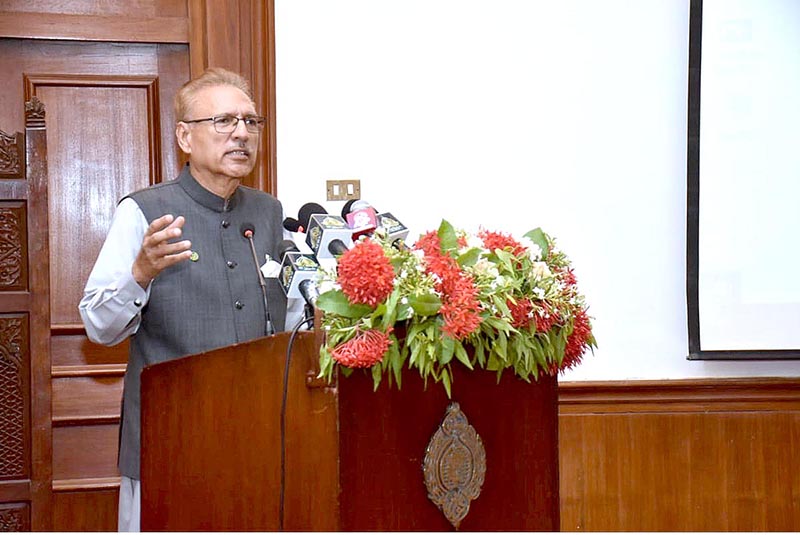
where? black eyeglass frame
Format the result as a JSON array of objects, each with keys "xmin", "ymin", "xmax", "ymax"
[{"xmin": 181, "ymin": 114, "xmax": 266, "ymax": 134}]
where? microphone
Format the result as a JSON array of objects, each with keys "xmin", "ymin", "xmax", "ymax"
[
  {"xmin": 277, "ymin": 239, "xmax": 321, "ymax": 307},
  {"xmin": 240, "ymin": 222, "xmax": 276, "ymax": 336},
  {"xmin": 277, "ymin": 239, "xmax": 322, "ymax": 320},
  {"xmin": 282, "ymin": 216, "xmax": 302, "ymax": 233},
  {"xmin": 343, "ymin": 199, "xmax": 378, "ymax": 239},
  {"xmin": 303, "ymin": 205, "xmax": 354, "ymax": 260},
  {"xmin": 297, "ymin": 202, "xmax": 328, "ymax": 234},
  {"xmin": 376, "ymin": 212, "xmax": 410, "ymax": 249}
]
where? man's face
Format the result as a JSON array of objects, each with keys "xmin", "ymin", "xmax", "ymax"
[{"xmin": 176, "ymin": 84, "xmax": 260, "ymax": 183}]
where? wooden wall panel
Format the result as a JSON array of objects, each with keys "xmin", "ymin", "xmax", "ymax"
[
  {"xmin": 53, "ymin": 489, "xmax": 117, "ymax": 532},
  {"xmin": 25, "ymin": 77, "xmax": 159, "ymax": 327},
  {"xmin": 558, "ymin": 378, "xmax": 800, "ymax": 532},
  {"xmin": 51, "ymin": 376, "xmax": 123, "ymax": 425},
  {"xmin": 0, "ymin": 2, "xmax": 189, "ymax": 43},
  {"xmin": 51, "ymin": 335, "xmax": 128, "ymax": 368},
  {"xmin": 52, "ymin": 425, "xmax": 119, "ymax": 482}
]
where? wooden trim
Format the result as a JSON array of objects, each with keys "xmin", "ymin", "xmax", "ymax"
[
  {"xmin": 50, "ymin": 324, "xmax": 87, "ymax": 336},
  {"xmin": 53, "ymin": 477, "xmax": 121, "ymax": 492},
  {"xmin": 558, "ymin": 377, "xmax": 800, "ymax": 413},
  {"xmin": 0, "ymin": 180, "xmax": 29, "ymax": 199},
  {"xmin": 0, "ymin": 11, "xmax": 189, "ymax": 43},
  {"xmin": 0, "ymin": 480, "xmax": 31, "ymax": 502},
  {"xmin": 188, "ymin": 0, "xmax": 209, "ymax": 77},
  {"xmin": 0, "ymin": 291, "xmax": 30, "ymax": 312},
  {"xmin": 26, "ymin": 96, "xmax": 54, "ymax": 531},
  {"xmin": 51, "ymin": 364, "xmax": 126, "ymax": 378},
  {"xmin": 251, "ymin": 0, "xmax": 277, "ymax": 196},
  {"xmin": 52, "ymin": 415, "xmax": 120, "ymax": 427}
]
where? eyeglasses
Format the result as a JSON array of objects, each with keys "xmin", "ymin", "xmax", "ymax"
[{"xmin": 181, "ymin": 114, "xmax": 266, "ymax": 134}]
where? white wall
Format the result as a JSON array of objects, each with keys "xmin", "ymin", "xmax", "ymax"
[{"xmin": 274, "ymin": 0, "xmax": 800, "ymax": 380}]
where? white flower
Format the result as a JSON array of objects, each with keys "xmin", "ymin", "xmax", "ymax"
[
  {"xmin": 531, "ymin": 261, "xmax": 552, "ymax": 279},
  {"xmin": 472, "ymin": 258, "xmax": 499, "ymax": 278},
  {"xmin": 519, "ymin": 237, "xmax": 542, "ymax": 261},
  {"xmin": 533, "ymin": 287, "xmax": 545, "ymax": 299},
  {"xmin": 400, "ymin": 296, "xmax": 409, "ymax": 305}
]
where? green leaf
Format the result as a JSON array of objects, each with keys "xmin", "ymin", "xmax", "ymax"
[
  {"xmin": 441, "ymin": 368, "xmax": 452, "ymax": 398},
  {"xmin": 454, "ymin": 341, "xmax": 473, "ymax": 370},
  {"xmin": 408, "ymin": 294, "xmax": 442, "ymax": 316},
  {"xmin": 440, "ymin": 336, "xmax": 455, "ymax": 365},
  {"xmin": 456, "ymin": 247, "xmax": 481, "ymax": 268},
  {"xmin": 396, "ymin": 302, "xmax": 414, "ymax": 321},
  {"xmin": 371, "ymin": 364, "xmax": 383, "ymax": 391},
  {"xmin": 524, "ymin": 228, "xmax": 550, "ymax": 259},
  {"xmin": 316, "ymin": 290, "xmax": 373, "ymax": 318},
  {"xmin": 437, "ymin": 220, "xmax": 458, "ymax": 254},
  {"xmin": 381, "ymin": 289, "xmax": 400, "ymax": 330}
]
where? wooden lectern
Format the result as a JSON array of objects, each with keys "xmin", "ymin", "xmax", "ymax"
[{"xmin": 140, "ymin": 330, "xmax": 559, "ymax": 531}]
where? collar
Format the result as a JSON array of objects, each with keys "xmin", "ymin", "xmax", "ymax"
[{"xmin": 177, "ymin": 164, "xmax": 240, "ymax": 213}]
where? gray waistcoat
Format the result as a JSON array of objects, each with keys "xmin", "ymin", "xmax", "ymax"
[{"xmin": 119, "ymin": 166, "xmax": 287, "ymax": 479}]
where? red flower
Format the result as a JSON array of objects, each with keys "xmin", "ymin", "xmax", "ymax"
[
  {"xmin": 507, "ymin": 297, "xmax": 534, "ymax": 329},
  {"xmin": 337, "ymin": 239, "xmax": 395, "ymax": 307},
  {"xmin": 558, "ymin": 308, "xmax": 592, "ymax": 373},
  {"xmin": 558, "ymin": 267, "xmax": 578, "ymax": 287},
  {"xmin": 331, "ymin": 328, "xmax": 393, "ymax": 368},
  {"xmin": 534, "ymin": 302, "xmax": 559, "ymax": 333},
  {"xmin": 413, "ymin": 233, "xmax": 481, "ymax": 340},
  {"xmin": 478, "ymin": 229, "xmax": 526, "ymax": 257}
]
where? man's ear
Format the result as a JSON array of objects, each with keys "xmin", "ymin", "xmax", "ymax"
[{"xmin": 176, "ymin": 122, "xmax": 192, "ymax": 154}]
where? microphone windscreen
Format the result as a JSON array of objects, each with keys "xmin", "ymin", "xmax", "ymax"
[
  {"xmin": 240, "ymin": 222, "xmax": 256, "ymax": 237},
  {"xmin": 298, "ymin": 203, "xmax": 328, "ymax": 232},
  {"xmin": 341, "ymin": 199, "xmax": 358, "ymax": 218},
  {"xmin": 283, "ymin": 217, "xmax": 301, "ymax": 232},
  {"xmin": 277, "ymin": 239, "xmax": 300, "ymax": 259}
]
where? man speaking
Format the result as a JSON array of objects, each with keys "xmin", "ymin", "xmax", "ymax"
[{"xmin": 79, "ymin": 68, "xmax": 288, "ymax": 531}]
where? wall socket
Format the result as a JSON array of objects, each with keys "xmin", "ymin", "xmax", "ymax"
[{"xmin": 326, "ymin": 179, "xmax": 361, "ymax": 201}]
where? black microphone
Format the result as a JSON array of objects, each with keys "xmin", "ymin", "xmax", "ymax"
[
  {"xmin": 343, "ymin": 199, "xmax": 378, "ymax": 239},
  {"xmin": 276, "ymin": 239, "xmax": 321, "ymax": 306},
  {"xmin": 301, "ymin": 204, "xmax": 354, "ymax": 260},
  {"xmin": 327, "ymin": 239, "xmax": 350, "ymax": 257},
  {"xmin": 376, "ymin": 212, "xmax": 410, "ymax": 250},
  {"xmin": 240, "ymin": 222, "xmax": 275, "ymax": 336},
  {"xmin": 297, "ymin": 202, "xmax": 328, "ymax": 233},
  {"xmin": 282, "ymin": 216, "xmax": 302, "ymax": 233}
]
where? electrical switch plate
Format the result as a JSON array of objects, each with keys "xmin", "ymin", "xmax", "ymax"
[{"xmin": 326, "ymin": 179, "xmax": 361, "ymax": 201}]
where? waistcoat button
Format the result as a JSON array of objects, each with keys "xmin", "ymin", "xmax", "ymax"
[{"xmin": 235, "ymin": 300, "xmax": 244, "ymax": 309}]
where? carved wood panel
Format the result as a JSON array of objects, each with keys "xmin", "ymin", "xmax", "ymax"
[
  {"xmin": 0, "ymin": 503, "xmax": 29, "ymax": 532},
  {"xmin": 0, "ymin": 131, "xmax": 23, "ymax": 179},
  {"xmin": 0, "ymin": 314, "xmax": 29, "ymax": 482},
  {"xmin": 0, "ymin": 203, "xmax": 26, "ymax": 292}
]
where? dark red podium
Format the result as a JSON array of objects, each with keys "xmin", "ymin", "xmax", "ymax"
[{"xmin": 140, "ymin": 330, "xmax": 559, "ymax": 531}]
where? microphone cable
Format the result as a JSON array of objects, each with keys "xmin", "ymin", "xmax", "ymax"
[{"xmin": 278, "ymin": 311, "xmax": 315, "ymax": 531}]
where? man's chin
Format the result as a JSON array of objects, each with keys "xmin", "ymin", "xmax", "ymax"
[{"xmin": 224, "ymin": 162, "xmax": 257, "ymax": 178}]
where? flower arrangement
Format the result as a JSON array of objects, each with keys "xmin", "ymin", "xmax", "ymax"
[{"xmin": 315, "ymin": 220, "xmax": 596, "ymax": 396}]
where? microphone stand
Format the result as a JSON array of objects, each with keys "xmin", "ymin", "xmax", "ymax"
[{"xmin": 245, "ymin": 234, "xmax": 276, "ymax": 336}]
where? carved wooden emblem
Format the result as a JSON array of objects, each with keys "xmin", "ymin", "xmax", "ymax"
[
  {"xmin": 423, "ymin": 402, "xmax": 486, "ymax": 529},
  {"xmin": 25, "ymin": 96, "xmax": 45, "ymax": 128}
]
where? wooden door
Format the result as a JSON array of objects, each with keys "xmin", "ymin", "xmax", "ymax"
[{"xmin": 0, "ymin": 37, "xmax": 190, "ymax": 531}]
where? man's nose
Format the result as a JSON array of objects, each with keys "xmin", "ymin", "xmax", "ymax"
[{"xmin": 231, "ymin": 118, "xmax": 250, "ymax": 138}]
